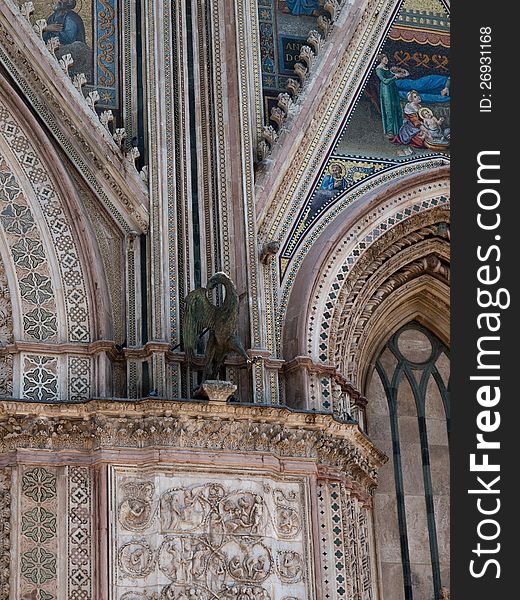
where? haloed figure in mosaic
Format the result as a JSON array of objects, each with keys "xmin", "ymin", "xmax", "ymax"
[
  {"xmin": 43, "ymin": 0, "xmax": 93, "ymax": 81},
  {"xmin": 321, "ymin": 162, "xmax": 349, "ymax": 191}
]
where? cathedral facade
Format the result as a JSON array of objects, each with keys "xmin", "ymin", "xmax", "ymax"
[{"xmin": 0, "ymin": 0, "xmax": 450, "ymax": 598}]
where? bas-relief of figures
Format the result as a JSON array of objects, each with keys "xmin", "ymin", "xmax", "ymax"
[{"xmin": 115, "ymin": 477, "xmax": 308, "ymax": 599}]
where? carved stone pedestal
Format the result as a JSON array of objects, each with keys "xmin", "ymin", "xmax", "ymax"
[{"xmin": 194, "ymin": 379, "xmax": 237, "ymax": 402}]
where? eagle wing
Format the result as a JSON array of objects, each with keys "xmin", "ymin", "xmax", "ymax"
[{"xmin": 182, "ymin": 288, "xmax": 216, "ymax": 361}]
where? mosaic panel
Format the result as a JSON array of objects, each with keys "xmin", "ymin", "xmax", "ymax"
[
  {"xmin": 25, "ymin": 0, "xmax": 120, "ymax": 110},
  {"xmin": 259, "ymin": 0, "xmax": 356, "ymax": 119},
  {"xmin": 111, "ymin": 466, "xmax": 315, "ymax": 600},
  {"xmin": 278, "ymin": 0, "xmax": 450, "ymax": 270},
  {"xmin": 337, "ymin": 0, "xmax": 450, "ymax": 160}
]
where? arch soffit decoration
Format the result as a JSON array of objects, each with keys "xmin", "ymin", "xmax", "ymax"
[
  {"xmin": 282, "ymin": 175, "xmax": 449, "ymax": 394},
  {"xmin": 0, "ymin": 0, "xmax": 149, "ymax": 234},
  {"xmin": 0, "ymin": 78, "xmax": 112, "ymax": 344}
]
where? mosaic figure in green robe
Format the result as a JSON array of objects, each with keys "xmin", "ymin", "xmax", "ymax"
[{"xmin": 375, "ymin": 54, "xmax": 405, "ymax": 137}]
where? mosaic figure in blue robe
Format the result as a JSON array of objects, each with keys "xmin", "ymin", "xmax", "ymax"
[
  {"xmin": 43, "ymin": 0, "xmax": 93, "ymax": 81},
  {"xmin": 284, "ymin": 0, "xmax": 321, "ymax": 16},
  {"xmin": 321, "ymin": 163, "xmax": 375, "ymax": 192},
  {"xmin": 43, "ymin": 0, "xmax": 86, "ymax": 45}
]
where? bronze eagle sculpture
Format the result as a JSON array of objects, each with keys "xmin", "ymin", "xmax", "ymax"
[{"xmin": 182, "ymin": 272, "xmax": 250, "ymax": 381}]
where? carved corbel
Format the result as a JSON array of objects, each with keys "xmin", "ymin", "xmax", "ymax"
[{"xmin": 260, "ymin": 240, "xmax": 280, "ymax": 264}]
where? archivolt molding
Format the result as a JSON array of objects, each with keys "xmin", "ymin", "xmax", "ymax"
[
  {"xmin": 324, "ymin": 219, "xmax": 450, "ymax": 366},
  {"xmin": 311, "ymin": 209, "xmax": 450, "ymax": 386},
  {"xmin": 0, "ymin": 82, "xmax": 117, "ymax": 402},
  {"xmin": 333, "ymin": 249, "xmax": 449, "ymax": 386},
  {"xmin": 280, "ymin": 173, "xmax": 449, "ymax": 356},
  {"xmin": 0, "ymin": 93, "xmax": 92, "ymax": 344},
  {"xmin": 278, "ymin": 173, "xmax": 449, "ymax": 415},
  {"xmin": 0, "ymin": 0, "xmax": 149, "ymax": 235}
]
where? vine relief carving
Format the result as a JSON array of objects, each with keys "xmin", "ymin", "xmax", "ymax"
[{"xmin": 112, "ymin": 468, "xmax": 313, "ymax": 600}]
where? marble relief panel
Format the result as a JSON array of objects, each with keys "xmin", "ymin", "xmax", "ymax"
[{"xmin": 111, "ymin": 467, "xmax": 314, "ymax": 600}]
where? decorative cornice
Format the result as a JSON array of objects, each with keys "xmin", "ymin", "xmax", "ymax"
[
  {"xmin": 0, "ymin": 0, "xmax": 149, "ymax": 234},
  {"xmin": 0, "ymin": 399, "xmax": 387, "ymax": 492}
]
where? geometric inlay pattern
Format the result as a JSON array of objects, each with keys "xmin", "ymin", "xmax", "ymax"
[
  {"xmin": 19, "ymin": 466, "xmax": 58, "ymax": 599},
  {"xmin": 67, "ymin": 466, "xmax": 93, "ymax": 599}
]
